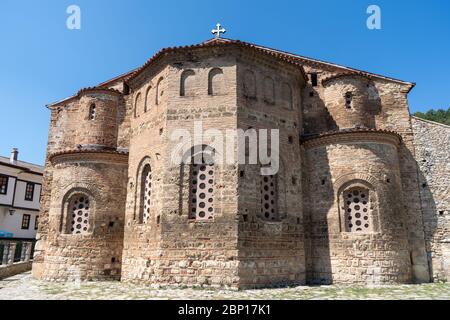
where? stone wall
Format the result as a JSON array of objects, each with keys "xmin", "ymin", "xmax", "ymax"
[
  {"xmin": 76, "ymin": 91, "xmax": 121, "ymax": 149},
  {"xmin": 301, "ymin": 64, "xmax": 429, "ymax": 283},
  {"xmin": 412, "ymin": 117, "xmax": 450, "ymax": 282},
  {"xmin": 322, "ymin": 75, "xmax": 380, "ymax": 129},
  {"xmin": 121, "ymin": 48, "xmax": 241, "ymax": 288},
  {"xmin": 236, "ymin": 54, "xmax": 306, "ymax": 288},
  {"xmin": 34, "ymin": 40, "xmax": 441, "ymax": 288},
  {"xmin": 303, "ymin": 132, "xmax": 412, "ymax": 285},
  {"xmin": 35, "ymin": 154, "xmax": 127, "ymax": 281},
  {"xmin": 32, "ymin": 87, "xmax": 129, "ymax": 281},
  {"xmin": 0, "ymin": 262, "xmax": 32, "ymax": 280}
]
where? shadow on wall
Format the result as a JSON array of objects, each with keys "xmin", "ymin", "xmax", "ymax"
[
  {"xmin": 303, "ymin": 141, "xmax": 435, "ymax": 285},
  {"xmin": 415, "ymin": 148, "xmax": 440, "ymax": 281},
  {"xmin": 302, "ymin": 85, "xmax": 338, "ymax": 135},
  {"xmin": 376, "ymin": 144, "xmax": 434, "ymax": 283},
  {"xmin": 365, "ymin": 82, "xmax": 383, "ymax": 129},
  {"xmin": 303, "ymin": 80, "xmax": 383, "ymax": 135},
  {"xmin": 303, "ymin": 147, "xmax": 333, "ymax": 285}
]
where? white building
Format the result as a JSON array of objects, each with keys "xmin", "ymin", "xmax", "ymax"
[{"xmin": 0, "ymin": 149, "xmax": 43, "ymax": 240}]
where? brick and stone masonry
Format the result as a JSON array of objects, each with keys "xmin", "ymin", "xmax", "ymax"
[
  {"xmin": 412, "ymin": 117, "xmax": 450, "ymax": 282},
  {"xmin": 31, "ymin": 37, "xmax": 450, "ymax": 288}
]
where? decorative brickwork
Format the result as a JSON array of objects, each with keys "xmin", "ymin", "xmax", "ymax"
[
  {"xmin": 189, "ymin": 163, "xmax": 215, "ymax": 221},
  {"xmin": 32, "ymin": 38, "xmax": 448, "ymax": 288},
  {"xmin": 67, "ymin": 195, "xmax": 91, "ymax": 235}
]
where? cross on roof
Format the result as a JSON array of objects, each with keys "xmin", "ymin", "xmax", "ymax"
[{"xmin": 211, "ymin": 23, "xmax": 226, "ymax": 38}]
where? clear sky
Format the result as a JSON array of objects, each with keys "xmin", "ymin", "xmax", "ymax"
[{"xmin": 1, "ymin": 0, "xmax": 449, "ymax": 165}]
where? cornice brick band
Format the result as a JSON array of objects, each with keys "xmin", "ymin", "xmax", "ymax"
[
  {"xmin": 50, "ymin": 149, "xmax": 129, "ymax": 165},
  {"xmin": 77, "ymin": 87, "xmax": 122, "ymax": 97},
  {"xmin": 301, "ymin": 129, "xmax": 402, "ymax": 149}
]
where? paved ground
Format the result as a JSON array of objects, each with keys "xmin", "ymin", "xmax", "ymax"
[{"xmin": 0, "ymin": 272, "xmax": 449, "ymax": 300}]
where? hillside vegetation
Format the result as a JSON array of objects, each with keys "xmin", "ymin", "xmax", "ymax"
[{"xmin": 414, "ymin": 107, "xmax": 450, "ymax": 126}]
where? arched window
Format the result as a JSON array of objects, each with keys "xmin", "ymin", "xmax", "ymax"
[
  {"xmin": 260, "ymin": 174, "xmax": 278, "ymax": 221},
  {"xmin": 144, "ymin": 86, "xmax": 152, "ymax": 112},
  {"xmin": 134, "ymin": 93, "xmax": 142, "ymax": 118},
  {"xmin": 88, "ymin": 103, "xmax": 96, "ymax": 120},
  {"xmin": 156, "ymin": 77, "xmax": 163, "ymax": 105},
  {"xmin": 243, "ymin": 70, "xmax": 256, "ymax": 98},
  {"xmin": 208, "ymin": 68, "xmax": 225, "ymax": 95},
  {"xmin": 139, "ymin": 164, "xmax": 152, "ymax": 224},
  {"xmin": 188, "ymin": 146, "xmax": 215, "ymax": 221},
  {"xmin": 343, "ymin": 186, "xmax": 371, "ymax": 232},
  {"xmin": 281, "ymin": 83, "xmax": 293, "ymax": 109},
  {"xmin": 180, "ymin": 70, "xmax": 195, "ymax": 97},
  {"xmin": 263, "ymin": 77, "xmax": 275, "ymax": 104},
  {"xmin": 67, "ymin": 194, "xmax": 91, "ymax": 235}
]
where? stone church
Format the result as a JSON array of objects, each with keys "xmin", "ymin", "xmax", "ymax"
[{"xmin": 32, "ymin": 35, "xmax": 450, "ymax": 288}]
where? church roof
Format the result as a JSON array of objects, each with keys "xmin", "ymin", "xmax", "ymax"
[
  {"xmin": 125, "ymin": 37, "xmax": 415, "ymax": 87},
  {"xmin": 234, "ymin": 39, "xmax": 415, "ymax": 87},
  {"xmin": 125, "ymin": 37, "xmax": 310, "ymax": 84},
  {"xmin": 48, "ymin": 37, "xmax": 415, "ymax": 107}
]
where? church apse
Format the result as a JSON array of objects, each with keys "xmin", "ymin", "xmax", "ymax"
[{"xmin": 33, "ymin": 30, "xmax": 448, "ymax": 288}]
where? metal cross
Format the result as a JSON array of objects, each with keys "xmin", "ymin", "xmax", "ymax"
[{"xmin": 211, "ymin": 23, "xmax": 226, "ymax": 38}]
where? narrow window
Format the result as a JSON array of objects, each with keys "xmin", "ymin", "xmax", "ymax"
[
  {"xmin": 263, "ymin": 77, "xmax": 275, "ymax": 104},
  {"xmin": 68, "ymin": 195, "xmax": 91, "ymax": 235},
  {"xmin": 292, "ymin": 176, "xmax": 297, "ymax": 185},
  {"xmin": 89, "ymin": 104, "xmax": 96, "ymax": 120},
  {"xmin": 260, "ymin": 174, "xmax": 278, "ymax": 221},
  {"xmin": 288, "ymin": 136, "xmax": 294, "ymax": 144},
  {"xmin": 189, "ymin": 149, "xmax": 215, "ymax": 221},
  {"xmin": 25, "ymin": 183, "xmax": 35, "ymax": 201},
  {"xmin": 134, "ymin": 93, "xmax": 142, "ymax": 118},
  {"xmin": 34, "ymin": 216, "xmax": 39, "ymax": 230},
  {"xmin": 21, "ymin": 214, "xmax": 31, "ymax": 230},
  {"xmin": 311, "ymin": 73, "xmax": 318, "ymax": 87},
  {"xmin": 123, "ymin": 83, "xmax": 130, "ymax": 95},
  {"xmin": 144, "ymin": 86, "xmax": 152, "ymax": 112},
  {"xmin": 281, "ymin": 83, "xmax": 293, "ymax": 109},
  {"xmin": 180, "ymin": 70, "xmax": 195, "ymax": 97},
  {"xmin": 139, "ymin": 164, "xmax": 152, "ymax": 224},
  {"xmin": 156, "ymin": 77, "xmax": 163, "ymax": 105},
  {"xmin": 0, "ymin": 175, "xmax": 8, "ymax": 195},
  {"xmin": 345, "ymin": 92, "xmax": 353, "ymax": 109},
  {"xmin": 344, "ymin": 187, "xmax": 371, "ymax": 232},
  {"xmin": 208, "ymin": 68, "xmax": 225, "ymax": 95},
  {"xmin": 243, "ymin": 70, "xmax": 256, "ymax": 98}
]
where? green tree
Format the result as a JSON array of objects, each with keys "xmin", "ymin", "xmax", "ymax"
[{"xmin": 414, "ymin": 107, "xmax": 450, "ymax": 125}]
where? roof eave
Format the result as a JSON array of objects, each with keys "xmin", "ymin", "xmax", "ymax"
[
  {"xmin": 127, "ymin": 38, "xmax": 310, "ymax": 85},
  {"xmin": 47, "ymin": 37, "xmax": 417, "ymax": 108},
  {"xmin": 248, "ymin": 42, "xmax": 415, "ymax": 87}
]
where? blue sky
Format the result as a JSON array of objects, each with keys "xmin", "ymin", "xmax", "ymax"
[{"xmin": 1, "ymin": 0, "xmax": 449, "ymax": 165}]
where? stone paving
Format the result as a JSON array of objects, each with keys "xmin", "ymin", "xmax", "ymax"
[{"xmin": 0, "ymin": 272, "xmax": 449, "ymax": 300}]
